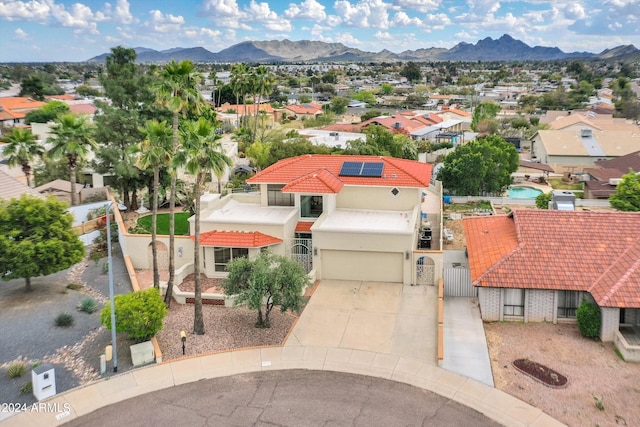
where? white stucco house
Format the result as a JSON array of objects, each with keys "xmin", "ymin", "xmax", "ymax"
[{"xmin": 124, "ymin": 154, "xmax": 445, "ymax": 288}]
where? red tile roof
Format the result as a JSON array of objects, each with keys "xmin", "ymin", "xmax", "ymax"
[
  {"xmin": 295, "ymin": 221, "xmax": 314, "ymax": 232},
  {"xmin": 282, "ymin": 168, "xmax": 344, "ymax": 194},
  {"xmin": 0, "ymin": 97, "xmax": 46, "ymax": 119},
  {"xmin": 464, "ymin": 210, "xmax": 640, "ymax": 307},
  {"xmin": 360, "ymin": 114, "xmax": 426, "ymax": 133},
  {"xmin": 216, "ymin": 103, "xmax": 274, "ymax": 115},
  {"xmin": 285, "ymin": 103, "xmax": 322, "ymax": 114},
  {"xmin": 194, "ymin": 230, "xmax": 282, "ymax": 247},
  {"xmin": 247, "ymin": 154, "xmax": 432, "ymax": 188}
]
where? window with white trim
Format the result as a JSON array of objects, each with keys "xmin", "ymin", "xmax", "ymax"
[
  {"xmin": 214, "ymin": 247, "xmax": 248, "ymax": 272},
  {"xmin": 504, "ymin": 289, "xmax": 525, "ymax": 317}
]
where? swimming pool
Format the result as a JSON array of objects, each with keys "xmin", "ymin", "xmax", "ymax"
[{"xmin": 508, "ymin": 186, "xmax": 543, "ymax": 199}]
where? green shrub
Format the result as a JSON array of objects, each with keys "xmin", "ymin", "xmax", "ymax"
[
  {"xmin": 55, "ymin": 312, "xmax": 74, "ymax": 327},
  {"xmin": 535, "ymin": 192, "xmax": 552, "ymax": 209},
  {"xmin": 7, "ymin": 362, "xmax": 27, "ymax": 378},
  {"xmin": 100, "ymin": 288, "xmax": 168, "ymax": 342},
  {"xmin": 20, "ymin": 381, "xmax": 33, "ymax": 394},
  {"xmin": 67, "ymin": 283, "xmax": 83, "ymax": 291},
  {"xmin": 576, "ymin": 299, "xmax": 601, "ymax": 338},
  {"xmin": 78, "ymin": 297, "xmax": 98, "ymax": 314}
]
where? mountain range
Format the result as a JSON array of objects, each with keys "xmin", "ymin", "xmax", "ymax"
[{"xmin": 87, "ymin": 34, "xmax": 640, "ymax": 63}]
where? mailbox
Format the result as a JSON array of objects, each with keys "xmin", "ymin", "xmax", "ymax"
[{"xmin": 32, "ymin": 363, "xmax": 56, "ymax": 401}]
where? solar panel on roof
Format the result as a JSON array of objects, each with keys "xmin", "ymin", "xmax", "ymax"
[
  {"xmin": 361, "ymin": 162, "xmax": 384, "ymax": 177},
  {"xmin": 339, "ymin": 161, "xmax": 364, "ymax": 176}
]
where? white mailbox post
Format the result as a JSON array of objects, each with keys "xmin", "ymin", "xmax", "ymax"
[{"xmin": 32, "ymin": 364, "xmax": 56, "ymax": 401}]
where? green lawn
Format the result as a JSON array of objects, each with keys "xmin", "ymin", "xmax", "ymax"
[
  {"xmin": 137, "ymin": 212, "xmax": 191, "ymax": 235},
  {"xmin": 549, "ymin": 178, "xmax": 583, "ymax": 191}
]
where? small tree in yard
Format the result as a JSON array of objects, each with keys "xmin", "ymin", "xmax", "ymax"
[
  {"xmin": 576, "ymin": 299, "xmax": 601, "ymax": 339},
  {"xmin": 222, "ymin": 251, "xmax": 310, "ymax": 328},
  {"xmin": 0, "ymin": 195, "xmax": 84, "ymax": 292},
  {"xmin": 100, "ymin": 288, "xmax": 167, "ymax": 342}
]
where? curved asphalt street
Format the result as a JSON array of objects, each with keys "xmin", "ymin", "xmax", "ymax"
[{"xmin": 64, "ymin": 370, "xmax": 501, "ymax": 427}]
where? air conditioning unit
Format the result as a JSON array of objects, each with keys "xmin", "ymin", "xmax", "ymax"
[
  {"xmin": 579, "ymin": 174, "xmax": 590, "ymax": 182},
  {"xmin": 609, "ymin": 178, "xmax": 623, "ymax": 186}
]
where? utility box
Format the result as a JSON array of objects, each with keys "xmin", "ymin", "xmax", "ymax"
[
  {"xmin": 130, "ymin": 341, "xmax": 155, "ymax": 366},
  {"xmin": 32, "ymin": 364, "xmax": 56, "ymax": 401}
]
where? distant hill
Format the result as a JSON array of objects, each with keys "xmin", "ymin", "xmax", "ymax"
[{"xmin": 86, "ymin": 35, "xmax": 639, "ymax": 63}]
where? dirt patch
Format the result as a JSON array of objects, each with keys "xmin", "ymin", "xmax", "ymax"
[
  {"xmin": 443, "ymin": 218, "xmax": 467, "ymax": 250},
  {"xmin": 485, "ymin": 322, "xmax": 640, "ymax": 427},
  {"xmin": 155, "ymin": 303, "xmax": 297, "ymax": 361}
]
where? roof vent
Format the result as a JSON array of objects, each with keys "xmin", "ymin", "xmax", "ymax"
[
  {"xmin": 580, "ymin": 128, "xmax": 592, "ymax": 138},
  {"xmin": 550, "ymin": 190, "xmax": 575, "ymax": 211}
]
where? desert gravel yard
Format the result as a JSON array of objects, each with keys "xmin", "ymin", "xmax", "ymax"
[{"xmin": 485, "ymin": 322, "xmax": 640, "ymax": 427}]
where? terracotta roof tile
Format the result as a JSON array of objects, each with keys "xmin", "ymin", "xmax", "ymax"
[
  {"xmin": 194, "ymin": 230, "xmax": 282, "ymax": 247},
  {"xmin": 295, "ymin": 221, "xmax": 314, "ymax": 232},
  {"xmin": 282, "ymin": 168, "xmax": 343, "ymax": 194},
  {"xmin": 247, "ymin": 154, "xmax": 432, "ymax": 188},
  {"xmin": 464, "ymin": 210, "xmax": 640, "ymax": 307}
]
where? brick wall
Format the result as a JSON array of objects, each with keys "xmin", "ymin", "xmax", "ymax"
[
  {"xmin": 478, "ymin": 288, "xmax": 501, "ymax": 321},
  {"xmin": 600, "ymin": 307, "xmax": 620, "ymax": 342},
  {"xmin": 526, "ymin": 290, "xmax": 555, "ymax": 322}
]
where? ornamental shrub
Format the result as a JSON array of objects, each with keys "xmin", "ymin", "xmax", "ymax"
[
  {"xmin": 576, "ymin": 299, "xmax": 601, "ymax": 339},
  {"xmin": 100, "ymin": 288, "xmax": 167, "ymax": 342}
]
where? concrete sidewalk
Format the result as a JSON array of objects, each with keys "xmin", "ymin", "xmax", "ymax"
[{"xmin": 442, "ymin": 297, "xmax": 494, "ymax": 386}]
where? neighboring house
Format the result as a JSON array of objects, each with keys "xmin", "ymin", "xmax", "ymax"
[
  {"xmin": 0, "ymin": 97, "xmax": 46, "ymax": 129},
  {"xmin": 359, "ymin": 112, "xmax": 427, "ymax": 136},
  {"xmin": 463, "ymin": 210, "xmax": 640, "ymax": 348},
  {"xmin": 583, "ymin": 150, "xmax": 640, "ymax": 199},
  {"xmin": 34, "ymin": 179, "xmax": 82, "ymax": 204},
  {"xmin": 215, "ymin": 103, "xmax": 278, "ymax": 128},
  {"xmin": 297, "ymin": 129, "xmax": 364, "ymax": 149},
  {"xmin": 530, "ymin": 128, "xmax": 640, "ymax": 174},
  {"xmin": 283, "ymin": 103, "xmax": 323, "ymax": 120},
  {"xmin": 0, "ymin": 169, "xmax": 44, "ymax": 200},
  {"xmin": 125, "ymin": 154, "xmax": 444, "ymax": 287}
]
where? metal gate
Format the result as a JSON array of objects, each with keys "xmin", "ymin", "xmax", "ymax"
[
  {"xmin": 443, "ymin": 267, "xmax": 477, "ymax": 297},
  {"xmin": 416, "ymin": 256, "xmax": 435, "ymax": 286},
  {"xmin": 285, "ymin": 238, "xmax": 313, "ymax": 273}
]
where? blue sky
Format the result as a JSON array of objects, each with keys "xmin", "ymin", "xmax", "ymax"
[{"xmin": 1, "ymin": 0, "xmax": 639, "ymax": 62}]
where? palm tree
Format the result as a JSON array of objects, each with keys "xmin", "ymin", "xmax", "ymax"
[
  {"xmin": 0, "ymin": 128, "xmax": 44, "ymax": 187},
  {"xmin": 136, "ymin": 120, "xmax": 172, "ymax": 290},
  {"xmin": 175, "ymin": 118, "xmax": 232, "ymax": 335},
  {"xmin": 48, "ymin": 114, "xmax": 97, "ymax": 206},
  {"xmin": 154, "ymin": 59, "xmax": 206, "ymax": 307},
  {"xmin": 251, "ymin": 66, "xmax": 275, "ymax": 144},
  {"xmin": 230, "ymin": 63, "xmax": 249, "ymax": 128}
]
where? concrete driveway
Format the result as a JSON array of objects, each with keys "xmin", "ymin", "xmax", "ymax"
[{"xmin": 285, "ymin": 280, "xmax": 438, "ymax": 364}]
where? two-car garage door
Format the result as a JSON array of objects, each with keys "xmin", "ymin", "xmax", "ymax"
[{"xmin": 321, "ymin": 250, "xmax": 403, "ymax": 283}]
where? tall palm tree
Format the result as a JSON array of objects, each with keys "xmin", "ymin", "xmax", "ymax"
[
  {"xmin": 136, "ymin": 119, "xmax": 172, "ymax": 290},
  {"xmin": 175, "ymin": 118, "xmax": 232, "ymax": 335},
  {"xmin": 251, "ymin": 66, "xmax": 275, "ymax": 143},
  {"xmin": 0, "ymin": 128, "xmax": 44, "ymax": 187},
  {"xmin": 154, "ymin": 59, "xmax": 206, "ymax": 307},
  {"xmin": 48, "ymin": 114, "xmax": 97, "ymax": 206},
  {"xmin": 230, "ymin": 63, "xmax": 249, "ymax": 128}
]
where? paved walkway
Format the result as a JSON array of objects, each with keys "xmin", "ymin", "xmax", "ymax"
[
  {"xmin": 2, "ymin": 281, "xmax": 565, "ymax": 427},
  {"xmin": 443, "ymin": 297, "xmax": 494, "ymax": 386}
]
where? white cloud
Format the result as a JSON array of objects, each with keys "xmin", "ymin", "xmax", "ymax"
[
  {"xmin": 334, "ymin": 32, "xmax": 363, "ymax": 46},
  {"xmin": 284, "ymin": 0, "xmax": 326, "ymax": 20},
  {"xmin": 392, "ymin": 0, "xmax": 441, "ymax": 13},
  {"xmin": 14, "ymin": 27, "xmax": 27, "ymax": 38},
  {"xmin": 563, "ymin": 2, "xmax": 585, "ymax": 20},
  {"xmin": 141, "ymin": 10, "xmax": 185, "ymax": 34},
  {"xmin": 107, "ymin": 0, "xmax": 136, "ymax": 25},
  {"xmin": 246, "ymin": 0, "xmax": 292, "ymax": 32},
  {"xmin": 0, "ymin": 0, "xmax": 51, "ymax": 22},
  {"xmin": 334, "ymin": 0, "xmax": 391, "ymax": 29},
  {"xmin": 392, "ymin": 11, "xmax": 422, "ymax": 26}
]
